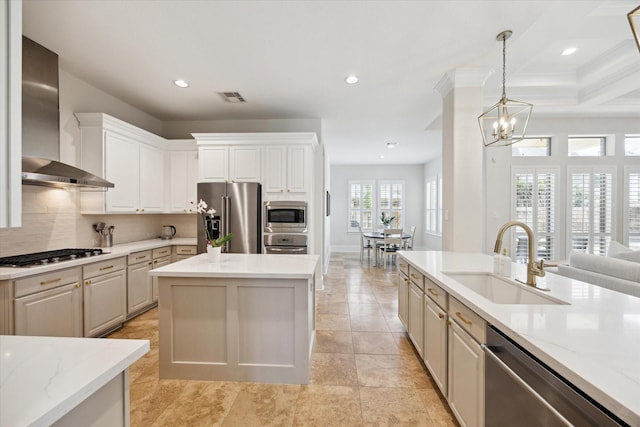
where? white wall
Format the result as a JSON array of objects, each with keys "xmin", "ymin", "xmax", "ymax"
[
  {"xmin": 330, "ymin": 164, "xmax": 424, "ymax": 252},
  {"xmin": 423, "ymin": 157, "xmax": 442, "ymax": 250}
]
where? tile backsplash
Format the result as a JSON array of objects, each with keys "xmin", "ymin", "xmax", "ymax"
[{"xmin": 0, "ymin": 186, "xmax": 196, "ymax": 257}]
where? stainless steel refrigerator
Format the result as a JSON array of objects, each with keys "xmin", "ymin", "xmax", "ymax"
[{"xmin": 196, "ymin": 182, "xmax": 262, "ymax": 254}]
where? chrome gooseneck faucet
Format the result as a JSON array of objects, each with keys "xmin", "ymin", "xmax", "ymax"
[{"xmin": 494, "ymin": 221, "xmax": 547, "ymax": 289}]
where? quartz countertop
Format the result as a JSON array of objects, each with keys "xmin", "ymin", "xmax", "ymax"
[
  {"xmin": 0, "ymin": 238, "xmax": 196, "ymax": 280},
  {"xmin": 0, "ymin": 335, "xmax": 149, "ymax": 427},
  {"xmin": 399, "ymin": 251, "xmax": 640, "ymax": 426},
  {"xmin": 150, "ymin": 253, "xmax": 319, "ymax": 279}
]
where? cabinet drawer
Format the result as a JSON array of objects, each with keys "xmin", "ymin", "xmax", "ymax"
[
  {"xmin": 83, "ymin": 257, "xmax": 126, "ymax": 279},
  {"xmin": 397, "ymin": 259, "xmax": 409, "ymax": 276},
  {"xmin": 128, "ymin": 250, "xmax": 152, "ymax": 265},
  {"xmin": 449, "ymin": 297, "xmax": 486, "ymax": 344},
  {"xmin": 408, "ymin": 267, "xmax": 424, "ymax": 291},
  {"xmin": 152, "ymin": 246, "xmax": 171, "ymax": 259},
  {"xmin": 15, "ymin": 267, "xmax": 82, "ymax": 298},
  {"xmin": 424, "ymin": 278, "xmax": 447, "ymax": 310},
  {"xmin": 174, "ymin": 245, "xmax": 196, "ymax": 256}
]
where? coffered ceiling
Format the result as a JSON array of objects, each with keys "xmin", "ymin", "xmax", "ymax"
[{"xmin": 22, "ymin": 0, "xmax": 640, "ymax": 164}]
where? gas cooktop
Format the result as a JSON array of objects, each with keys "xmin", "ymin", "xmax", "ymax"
[{"xmin": 0, "ymin": 248, "xmax": 105, "ymax": 268}]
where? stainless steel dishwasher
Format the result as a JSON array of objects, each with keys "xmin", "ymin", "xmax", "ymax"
[{"xmin": 483, "ymin": 325, "xmax": 628, "ymax": 427}]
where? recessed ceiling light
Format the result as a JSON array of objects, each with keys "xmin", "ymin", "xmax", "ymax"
[
  {"xmin": 173, "ymin": 79, "xmax": 189, "ymax": 88},
  {"xmin": 561, "ymin": 47, "xmax": 577, "ymax": 56},
  {"xmin": 386, "ymin": 142, "xmax": 398, "ymax": 149},
  {"xmin": 344, "ymin": 75, "xmax": 359, "ymax": 84},
  {"xmin": 380, "ymin": 155, "xmax": 385, "ymax": 159}
]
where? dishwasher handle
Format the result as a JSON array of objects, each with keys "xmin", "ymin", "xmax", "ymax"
[{"xmin": 482, "ymin": 344, "xmax": 573, "ymax": 427}]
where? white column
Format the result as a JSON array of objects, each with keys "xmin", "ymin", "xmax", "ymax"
[{"xmin": 435, "ymin": 69, "xmax": 490, "ymax": 252}]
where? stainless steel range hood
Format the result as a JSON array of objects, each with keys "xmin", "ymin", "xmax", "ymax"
[{"xmin": 21, "ymin": 36, "xmax": 113, "ymax": 189}]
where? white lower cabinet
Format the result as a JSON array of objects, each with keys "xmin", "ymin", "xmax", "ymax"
[
  {"xmin": 408, "ymin": 282, "xmax": 424, "ymax": 357},
  {"xmin": 152, "ymin": 247, "xmax": 172, "ymax": 302},
  {"xmin": 397, "ymin": 271, "xmax": 409, "ymax": 328},
  {"xmin": 448, "ymin": 298, "xmax": 486, "ymax": 427},
  {"xmin": 424, "ymin": 296, "xmax": 448, "ymax": 393},
  {"xmin": 83, "ymin": 257, "xmax": 126, "ymax": 337},
  {"xmin": 14, "ymin": 267, "xmax": 83, "ymax": 337},
  {"xmin": 127, "ymin": 251, "xmax": 153, "ymax": 316}
]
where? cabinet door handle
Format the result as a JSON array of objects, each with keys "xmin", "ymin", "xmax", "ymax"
[
  {"xmin": 40, "ymin": 277, "xmax": 61, "ymax": 286},
  {"xmin": 399, "ymin": 263, "xmax": 407, "ymax": 269},
  {"xmin": 427, "ymin": 288, "xmax": 439, "ymax": 297},
  {"xmin": 438, "ymin": 313, "xmax": 445, "ymax": 320},
  {"xmin": 404, "ymin": 278, "xmax": 410, "ymax": 283},
  {"xmin": 135, "ymin": 256, "xmax": 146, "ymax": 260},
  {"xmin": 99, "ymin": 265, "xmax": 114, "ymax": 271},
  {"xmin": 410, "ymin": 273, "xmax": 421, "ymax": 280},
  {"xmin": 75, "ymin": 283, "xmax": 81, "ymax": 288},
  {"xmin": 455, "ymin": 311, "xmax": 473, "ymax": 326},
  {"xmin": 85, "ymin": 280, "xmax": 91, "ymax": 286}
]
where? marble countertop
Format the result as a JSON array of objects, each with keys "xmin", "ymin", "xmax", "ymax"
[
  {"xmin": 0, "ymin": 335, "xmax": 149, "ymax": 427},
  {"xmin": 150, "ymin": 253, "xmax": 319, "ymax": 279},
  {"xmin": 0, "ymin": 238, "xmax": 196, "ymax": 280},
  {"xmin": 398, "ymin": 251, "xmax": 640, "ymax": 426}
]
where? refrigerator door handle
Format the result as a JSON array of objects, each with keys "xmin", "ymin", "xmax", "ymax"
[{"xmin": 224, "ymin": 196, "xmax": 231, "ymax": 252}]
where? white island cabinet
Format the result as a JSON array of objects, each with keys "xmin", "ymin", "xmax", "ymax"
[
  {"xmin": 0, "ymin": 335, "xmax": 148, "ymax": 427},
  {"xmin": 150, "ymin": 253, "xmax": 319, "ymax": 384}
]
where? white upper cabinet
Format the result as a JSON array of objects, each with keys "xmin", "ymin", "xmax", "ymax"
[
  {"xmin": 198, "ymin": 146, "xmax": 229, "ymax": 182},
  {"xmin": 229, "ymin": 146, "xmax": 262, "ymax": 182},
  {"xmin": 76, "ymin": 113, "xmax": 165, "ymax": 214},
  {"xmin": 166, "ymin": 140, "xmax": 198, "ymax": 213},
  {"xmin": 0, "ymin": 0, "xmax": 22, "ymax": 228},
  {"xmin": 264, "ymin": 145, "xmax": 310, "ymax": 194},
  {"xmin": 193, "ymin": 133, "xmax": 317, "ymax": 191}
]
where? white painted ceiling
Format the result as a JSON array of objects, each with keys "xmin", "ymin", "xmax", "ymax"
[{"xmin": 22, "ymin": 0, "xmax": 640, "ymax": 165}]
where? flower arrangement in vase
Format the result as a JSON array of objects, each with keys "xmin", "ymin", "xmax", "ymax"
[
  {"xmin": 380, "ymin": 212, "xmax": 395, "ymax": 228},
  {"xmin": 195, "ymin": 199, "xmax": 233, "ymax": 260}
]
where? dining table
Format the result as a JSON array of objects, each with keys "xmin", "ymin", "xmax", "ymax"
[{"xmin": 362, "ymin": 231, "xmax": 412, "ymax": 266}]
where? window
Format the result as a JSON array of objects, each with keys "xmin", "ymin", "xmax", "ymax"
[
  {"xmin": 512, "ymin": 137, "xmax": 551, "ymax": 157},
  {"xmin": 625, "ymin": 135, "xmax": 640, "ymax": 156},
  {"xmin": 348, "ymin": 180, "xmax": 404, "ymax": 231},
  {"xmin": 425, "ymin": 176, "xmax": 441, "ymax": 235},
  {"xmin": 569, "ymin": 168, "xmax": 614, "ymax": 256},
  {"xmin": 378, "ymin": 181, "xmax": 403, "ymax": 229},
  {"xmin": 568, "ymin": 137, "xmax": 606, "ymax": 157},
  {"xmin": 348, "ymin": 181, "xmax": 374, "ymax": 231},
  {"xmin": 626, "ymin": 168, "xmax": 640, "ymax": 249},
  {"xmin": 512, "ymin": 168, "xmax": 557, "ymax": 261}
]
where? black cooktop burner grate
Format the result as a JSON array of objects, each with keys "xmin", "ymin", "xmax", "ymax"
[{"xmin": 0, "ymin": 248, "xmax": 104, "ymax": 267}]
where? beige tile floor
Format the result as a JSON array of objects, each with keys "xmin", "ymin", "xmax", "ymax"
[{"xmin": 108, "ymin": 252, "xmax": 458, "ymax": 426}]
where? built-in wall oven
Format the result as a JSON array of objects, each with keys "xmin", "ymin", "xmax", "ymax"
[
  {"xmin": 264, "ymin": 201, "xmax": 307, "ymax": 233},
  {"xmin": 484, "ymin": 325, "xmax": 627, "ymax": 427},
  {"xmin": 264, "ymin": 233, "xmax": 308, "ymax": 254},
  {"xmin": 263, "ymin": 201, "xmax": 308, "ymax": 254}
]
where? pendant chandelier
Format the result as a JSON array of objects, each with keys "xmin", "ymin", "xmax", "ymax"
[
  {"xmin": 478, "ymin": 30, "xmax": 533, "ymax": 147},
  {"xmin": 630, "ymin": 6, "xmax": 640, "ymax": 53}
]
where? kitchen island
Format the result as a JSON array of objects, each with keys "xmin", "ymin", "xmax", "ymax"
[
  {"xmin": 0, "ymin": 335, "xmax": 149, "ymax": 427},
  {"xmin": 399, "ymin": 251, "xmax": 640, "ymax": 426},
  {"xmin": 150, "ymin": 253, "xmax": 319, "ymax": 384}
]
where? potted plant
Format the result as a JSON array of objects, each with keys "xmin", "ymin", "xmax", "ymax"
[
  {"xmin": 196, "ymin": 199, "xmax": 233, "ymax": 261},
  {"xmin": 380, "ymin": 212, "xmax": 395, "ymax": 228}
]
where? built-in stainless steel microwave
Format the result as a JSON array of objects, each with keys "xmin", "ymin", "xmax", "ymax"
[{"xmin": 264, "ymin": 201, "xmax": 307, "ymax": 232}]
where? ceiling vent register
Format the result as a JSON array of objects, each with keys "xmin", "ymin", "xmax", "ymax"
[{"xmin": 220, "ymin": 92, "xmax": 247, "ymax": 103}]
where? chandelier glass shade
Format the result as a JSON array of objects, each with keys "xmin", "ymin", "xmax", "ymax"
[
  {"xmin": 630, "ymin": 6, "xmax": 640, "ymax": 53},
  {"xmin": 478, "ymin": 30, "xmax": 533, "ymax": 147}
]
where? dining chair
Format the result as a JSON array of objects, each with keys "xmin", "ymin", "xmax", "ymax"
[
  {"xmin": 403, "ymin": 225, "xmax": 417, "ymax": 250},
  {"xmin": 380, "ymin": 228, "xmax": 403, "ymax": 266},
  {"xmin": 358, "ymin": 224, "xmax": 373, "ymax": 263}
]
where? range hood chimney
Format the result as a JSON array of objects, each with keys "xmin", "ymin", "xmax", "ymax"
[{"xmin": 21, "ymin": 36, "xmax": 113, "ymax": 189}]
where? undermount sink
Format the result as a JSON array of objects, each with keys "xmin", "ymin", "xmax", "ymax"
[{"xmin": 442, "ymin": 272, "xmax": 569, "ymax": 305}]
